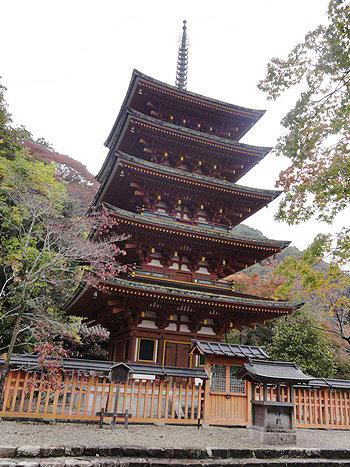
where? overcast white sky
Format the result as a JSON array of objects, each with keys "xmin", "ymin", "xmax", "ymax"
[{"xmin": 2, "ymin": 0, "xmax": 345, "ymax": 251}]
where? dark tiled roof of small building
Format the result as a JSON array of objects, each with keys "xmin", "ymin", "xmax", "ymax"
[
  {"xmin": 305, "ymin": 378, "xmax": 350, "ymax": 390},
  {"xmin": 237, "ymin": 359, "xmax": 311, "ymax": 384},
  {"xmin": 1, "ymin": 354, "xmax": 208, "ymax": 379},
  {"xmin": 191, "ymin": 340, "xmax": 269, "ymax": 360}
]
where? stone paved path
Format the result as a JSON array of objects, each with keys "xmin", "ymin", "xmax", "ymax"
[{"xmin": 0, "ymin": 420, "xmax": 349, "ymax": 449}]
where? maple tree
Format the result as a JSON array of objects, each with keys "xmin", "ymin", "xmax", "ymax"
[
  {"xmin": 258, "ymin": 0, "xmax": 350, "ymax": 233},
  {"xmin": 0, "ymin": 84, "xmax": 127, "ymax": 398},
  {"xmin": 24, "ymin": 139, "xmax": 99, "ymax": 206},
  {"xmin": 258, "ymin": 0, "xmax": 350, "ymax": 348}
]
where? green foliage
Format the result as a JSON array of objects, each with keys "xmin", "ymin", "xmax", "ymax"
[
  {"xmin": 0, "ymin": 81, "xmax": 27, "ymax": 162},
  {"xmin": 258, "ymin": 0, "xmax": 350, "ymax": 261},
  {"xmin": 258, "ymin": 0, "xmax": 350, "ymax": 350},
  {"xmin": 267, "ymin": 309, "xmax": 336, "ymax": 378},
  {"xmin": 274, "ymin": 247, "xmax": 350, "ymax": 347},
  {"xmin": 0, "ymin": 81, "xmax": 125, "ymax": 363},
  {"xmin": 226, "ymin": 321, "xmax": 274, "ymax": 348}
]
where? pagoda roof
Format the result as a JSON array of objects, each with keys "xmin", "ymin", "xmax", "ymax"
[
  {"xmin": 105, "ymin": 69, "xmax": 266, "ymax": 149},
  {"xmin": 99, "ymin": 276, "xmax": 303, "ymax": 313},
  {"xmin": 95, "ymin": 151, "xmax": 281, "ymax": 205},
  {"xmin": 105, "ymin": 203, "xmax": 290, "ymax": 251},
  {"xmin": 106, "ymin": 107, "xmax": 271, "ymax": 156},
  {"xmin": 65, "ymin": 275, "xmax": 303, "ymax": 316},
  {"xmin": 98, "ymin": 109, "xmax": 271, "ymax": 183}
]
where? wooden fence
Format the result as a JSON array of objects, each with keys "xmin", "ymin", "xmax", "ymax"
[
  {"xmin": 1, "ymin": 370, "xmax": 350, "ymax": 429},
  {"xmin": 0, "ymin": 371, "xmax": 203, "ymax": 424},
  {"xmin": 252, "ymin": 384, "xmax": 350, "ymax": 430},
  {"xmin": 294, "ymin": 387, "xmax": 350, "ymax": 429}
]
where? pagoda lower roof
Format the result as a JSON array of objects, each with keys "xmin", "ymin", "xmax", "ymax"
[
  {"xmin": 105, "ymin": 203, "xmax": 290, "ymax": 251},
  {"xmin": 105, "ymin": 69, "xmax": 266, "ymax": 149},
  {"xmin": 99, "ymin": 109, "xmax": 271, "ymax": 182},
  {"xmin": 95, "ymin": 151, "xmax": 281, "ymax": 206},
  {"xmin": 99, "ymin": 276, "xmax": 303, "ymax": 314}
]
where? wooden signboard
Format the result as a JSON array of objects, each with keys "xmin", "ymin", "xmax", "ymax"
[{"xmin": 110, "ymin": 363, "xmax": 132, "ymax": 384}]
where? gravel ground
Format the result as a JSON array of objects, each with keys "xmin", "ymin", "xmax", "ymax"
[{"xmin": 0, "ymin": 420, "xmax": 349, "ymax": 449}]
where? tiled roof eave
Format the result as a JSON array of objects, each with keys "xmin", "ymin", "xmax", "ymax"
[
  {"xmin": 127, "ymin": 109, "xmax": 272, "ymax": 156},
  {"xmin": 99, "ymin": 106, "xmax": 270, "ymax": 184},
  {"xmin": 115, "ymin": 151, "xmax": 281, "ymax": 200},
  {"xmin": 134, "ymin": 69, "xmax": 266, "ymax": 119},
  {"xmin": 101, "ymin": 276, "xmax": 304, "ymax": 312},
  {"xmin": 191, "ymin": 340, "xmax": 270, "ymax": 359},
  {"xmin": 104, "ymin": 203, "xmax": 290, "ymax": 250}
]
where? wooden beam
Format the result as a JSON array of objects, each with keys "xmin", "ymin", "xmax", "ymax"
[{"xmin": 107, "ymin": 300, "xmax": 122, "ymax": 306}]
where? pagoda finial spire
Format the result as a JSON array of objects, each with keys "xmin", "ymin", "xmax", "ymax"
[{"xmin": 175, "ymin": 20, "xmax": 188, "ymax": 91}]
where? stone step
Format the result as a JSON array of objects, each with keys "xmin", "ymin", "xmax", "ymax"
[
  {"xmin": 1, "ymin": 457, "xmax": 350, "ymax": 466},
  {"xmin": 2, "ymin": 447, "xmax": 350, "ymax": 460},
  {"xmin": 1, "ymin": 447, "xmax": 350, "ymax": 466}
]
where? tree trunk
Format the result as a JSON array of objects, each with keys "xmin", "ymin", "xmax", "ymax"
[{"xmin": 0, "ymin": 307, "xmax": 25, "ymax": 402}]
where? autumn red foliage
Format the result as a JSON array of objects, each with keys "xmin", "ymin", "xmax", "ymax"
[{"xmin": 25, "ymin": 140, "xmax": 99, "ymax": 205}]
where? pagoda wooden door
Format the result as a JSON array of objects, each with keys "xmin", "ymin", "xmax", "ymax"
[
  {"xmin": 207, "ymin": 362, "xmax": 250, "ymax": 426},
  {"xmin": 164, "ymin": 341, "xmax": 191, "ymax": 368}
]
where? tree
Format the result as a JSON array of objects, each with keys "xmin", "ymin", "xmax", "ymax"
[
  {"xmin": 24, "ymin": 139, "xmax": 99, "ymax": 206},
  {"xmin": 0, "ymin": 82, "xmax": 128, "ymax": 398},
  {"xmin": 0, "ymin": 153, "xmax": 127, "ymax": 397},
  {"xmin": 258, "ymin": 0, "xmax": 350, "ymax": 244},
  {"xmin": 274, "ymin": 254, "xmax": 350, "ymax": 347},
  {"xmin": 258, "ymin": 0, "xmax": 350, "ymax": 348},
  {"xmin": 267, "ymin": 309, "xmax": 336, "ymax": 378}
]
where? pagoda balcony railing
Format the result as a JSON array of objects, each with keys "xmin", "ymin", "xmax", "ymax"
[
  {"xmin": 131, "ymin": 265, "xmax": 231, "ymax": 290},
  {"xmin": 137, "ymin": 207, "xmax": 231, "ymax": 233}
]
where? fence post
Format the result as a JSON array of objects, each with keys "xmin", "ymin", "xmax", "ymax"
[
  {"xmin": 246, "ymin": 381, "xmax": 252, "ymax": 427},
  {"xmin": 202, "ymin": 362, "xmax": 211, "ymax": 426}
]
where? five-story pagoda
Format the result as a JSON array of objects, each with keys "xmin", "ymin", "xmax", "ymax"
[{"xmin": 66, "ymin": 21, "xmax": 302, "ymax": 368}]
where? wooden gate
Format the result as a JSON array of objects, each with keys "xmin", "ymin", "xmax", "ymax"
[{"xmin": 205, "ymin": 362, "xmax": 250, "ymax": 426}]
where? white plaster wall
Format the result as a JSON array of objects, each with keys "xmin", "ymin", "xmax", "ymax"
[
  {"xmin": 137, "ymin": 320, "xmax": 158, "ymax": 329},
  {"xmin": 197, "ymin": 326, "xmax": 215, "ymax": 335}
]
